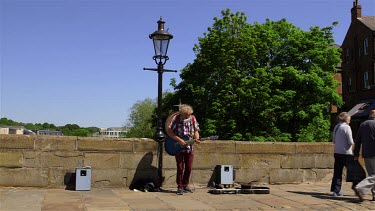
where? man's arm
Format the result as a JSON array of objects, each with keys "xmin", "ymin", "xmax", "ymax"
[{"xmin": 194, "ymin": 130, "xmax": 200, "ymax": 143}]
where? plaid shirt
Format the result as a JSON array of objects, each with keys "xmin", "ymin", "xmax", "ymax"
[{"xmin": 168, "ymin": 114, "xmax": 199, "ymax": 138}]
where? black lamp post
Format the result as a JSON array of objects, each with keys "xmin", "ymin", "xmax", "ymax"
[{"xmin": 144, "ymin": 17, "xmax": 176, "ymax": 188}]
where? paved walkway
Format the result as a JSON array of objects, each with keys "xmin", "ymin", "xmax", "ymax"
[{"xmin": 0, "ymin": 182, "xmax": 374, "ymax": 211}]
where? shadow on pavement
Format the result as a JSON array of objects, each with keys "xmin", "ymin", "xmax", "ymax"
[
  {"xmin": 288, "ymin": 191, "xmax": 360, "ymax": 203},
  {"xmin": 157, "ymin": 188, "xmax": 178, "ymax": 194}
]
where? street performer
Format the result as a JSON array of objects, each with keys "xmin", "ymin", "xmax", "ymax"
[{"xmin": 166, "ymin": 104, "xmax": 200, "ymax": 195}]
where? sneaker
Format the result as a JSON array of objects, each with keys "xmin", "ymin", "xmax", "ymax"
[
  {"xmin": 177, "ymin": 188, "xmax": 184, "ymax": 195},
  {"xmin": 354, "ymin": 188, "xmax": 364, "ymax": 202},
  {"xmin": 183, "ymin": 187, "xmax": 193, "ymax": 193},
  {"xmin": 332, "ymin": 191, "xmax": 344, "ymax": 196}
]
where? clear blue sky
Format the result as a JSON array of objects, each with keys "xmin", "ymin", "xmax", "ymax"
[{"xmin": 1, "ymin": 0, "xmax": 374, "ymax": 128}]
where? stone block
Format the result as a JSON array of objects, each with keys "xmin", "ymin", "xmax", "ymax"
[
  {"xmin": 35, "ymin": 136, "xmax": 77, "ymax": 151},
  {"xmin": 323, "ymin": 143, "xmax": 334, "ymax": 154},
  {"xmin": 0, "ymin": 152, "xmax": 23, "ymax": 167},
  {"xmin": 0, "ymin": 168, "xmax": 49, "ymax": 187},
  {"xmin": 303, "ymin": 169, "xmax": 333, "ymax": 183},
  {"xmin": 270, "ymin": 169, "xmax": 304, "ymax": 184},
  {"xmin": 235, "ymin": 168, "xmax": 270, "ymax": 185},
  {"xmin": 77, "ymin": 138, "xmax": 133, "ymax": 152},
  {"xmin": 281, "ymin": 154, "xmax": 316, "ymax": 169},
  {"xmin": 194, "ymin": 140, "xmax": 236, "ymax": 154},
  {"xmin": 314, "ymin": 154, "xmax": 334, "ymax": 168},
  {"xmin": 133, "ymin": 139, "xmax": 157, "ymax": 152},
  {"xmin": 159, "ymin": 169, "xmax": 213, "ymax": 188},
  {"xmin": 23, "ymin": 151, "xmax": 83, "ymax": 169},
  {"xmin": 193, "ymin": 153, "xmax": 240, "ymax": 169},
  {"xmin": 120, "ymin": 152, "xmax": 158, "ymax": 170},
  {"xmin": 52, "ymin": 151, "xmax": 84, "ymax": 169},
  {"xmin": 48, "ymin": 167, "xmax": 66, "ymax": 188},
  {"xmin": 0, "ymin": 135, "xmax": 35, "ymax": 149},
  {"xmin": 240, "ymin": 154, "xmax": 281, "ymax": 169},
  {"xmin": 295, "ymin": 143, "xmax": 324, "ymax": 154},
  {"xmin": 22, "ymin": 151, "xmax": 43, "ymax": 168},
  {"xmin": 236, "ymin": 142, "xmax": 296, "ymax": 154},
  {"xmin": 189, "ymin": 169, "xmax": 217, "ymax": 186},
  {"xmin": 91, "ymin": 169, "xmax": 128, "ymax": 188},
  {"xmin": 84, "ymin": 153, "xmax": 121, "ymax": 169},
  {"xmin": 162, "ymin": 169, "xmax": 177, "ymax": 188},
  {"xmin": 163, "ymin": 154, "xmax": 177, "ymax": 169}
]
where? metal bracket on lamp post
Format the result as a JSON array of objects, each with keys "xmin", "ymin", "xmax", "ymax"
[{"xmin": 143, "ymin": 68, "xmax": 177, "ymax": 72}]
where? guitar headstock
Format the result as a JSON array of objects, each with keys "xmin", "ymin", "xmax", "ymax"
[
  {"xmin": 209, "ymin": 135, "xmax": 219, "ymax": 140},
  {"xmin": 200, "ymin": 135, "xmax": 219, "ymax": 141}
]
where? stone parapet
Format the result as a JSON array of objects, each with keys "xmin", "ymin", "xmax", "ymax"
[{"xmin": 0, "ymin": 134, "xmax": 337, "ymax": 188}]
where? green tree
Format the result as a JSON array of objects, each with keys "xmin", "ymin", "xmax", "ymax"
[
  {"xmin": 63, "ymin": 124, "xmax": 80, "ymax": 131},
  {"xmin": 126, "ymin": 98, "xmax": 157, "ymax": 138},
  {"xmin": 0, "ymin": 117, "xmax": 18, "ymax": 126},
  {"xmin": 24, "ymin": 123, "xmax": 36, "ymax": 130},
  {"xmin": 167, "ymin": 9, "xmax": 341, "ymax": 142},
  {"xmin": 86, "ymin": 127, "xmax": 99, "ymax": 135},
  {"xmin": 72, "ymin": 128, "xmax": 90, "ymax": 137}
]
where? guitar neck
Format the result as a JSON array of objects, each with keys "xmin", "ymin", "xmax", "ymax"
[
  {"xmin": 185, "ymin": 140, "xmax": 196, "ymax": 145},
  {"xmin": 183, "ymin": 136, "xmax": 218, "ymax": 145}
]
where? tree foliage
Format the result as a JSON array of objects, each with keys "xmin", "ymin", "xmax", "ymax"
[
  {"xmin": 126, "ymin": 98, "xmax": 157, "ymax": 138},
  {"xmin": 164, "ymin": 9, "xmax": 342, "ymax": 142}
]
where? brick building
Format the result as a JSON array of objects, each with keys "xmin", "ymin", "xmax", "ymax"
[{"xmin": 340, "ymin": 0, "xmax": 375, "ymax": 133}]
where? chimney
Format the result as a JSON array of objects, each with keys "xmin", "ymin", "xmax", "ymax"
[{"xmin": 351, "ymin": 0, "xmax": 362, "ymax": 22}]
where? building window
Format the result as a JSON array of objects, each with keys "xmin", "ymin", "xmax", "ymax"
[
  {"xmin": 364, "ymin": 72, "xmax": 369, "ymax": 89},
  {"xmin": 364, "ymin": 38, "xmax": 368, "ymax": 55},
  {"xmin": 348, "ymin": 77, "xmax": 352, "ymax": 91}
]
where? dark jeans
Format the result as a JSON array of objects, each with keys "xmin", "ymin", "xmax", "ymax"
[
  {"xmin": 331, "ymin": 153, "xmax": 357, "ymax": 193},
  {"xmin": 175, "ymin": 150, "xmax": 194, "ymax": 188}
]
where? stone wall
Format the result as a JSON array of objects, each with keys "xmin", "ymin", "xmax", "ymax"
[{"xmin": 0, "ymin": 135, "xmax": 338, "ymax": 188}]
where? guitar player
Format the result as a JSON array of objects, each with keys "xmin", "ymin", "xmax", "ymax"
[{"xmin": 166, "ymin": 104, "xmax": 200, "ymax": 195}]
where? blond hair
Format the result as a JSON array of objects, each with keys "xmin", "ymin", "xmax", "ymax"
[{"xmin": 179, "ymin": 104, "xmax": 193, "ymax": 115}]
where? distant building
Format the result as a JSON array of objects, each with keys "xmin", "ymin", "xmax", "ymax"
[
  {"xmin": 0, "ymin": 127, "xmax": 9, "ymax": 134},
  {"xmin": 0, "ymin": 126, "xmax": 65, "ymax": 136},
  {"xmin": 0, "ymin": 126, "xmax": 25, "ymax": 135},
  {"xmin": 340, "ymin": 0, "xmax": 375, "ymax": 134},
  {"xmin": 94, "ymin": 127, "xmax": 127, "ymax": 138},
  {"xmin": 35, "ymin": 130, "xmax": 64, "ymax": 136}
]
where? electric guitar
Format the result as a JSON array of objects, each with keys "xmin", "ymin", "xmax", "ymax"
[{"xmin": 164, "ymin": 135, "xmax": 219, "ymax": 156}]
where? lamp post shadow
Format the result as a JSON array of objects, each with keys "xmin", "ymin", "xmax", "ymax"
[{"xmin": 129, "ymin": 152, "xmax": 159, "ymax": 192}]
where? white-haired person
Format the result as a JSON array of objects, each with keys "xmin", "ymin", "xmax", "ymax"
[
  {"xmin": 330, "ymin": 112, "xmax": 355, "ymax": 196},
  {"xmin": 166, "ymin": 104, "xmax": 200, "ymax": 195}
]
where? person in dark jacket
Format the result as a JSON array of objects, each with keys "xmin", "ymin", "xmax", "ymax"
[{"xmin": 353, "ymin": 110, "xmax": 375, "ymax": 202}]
